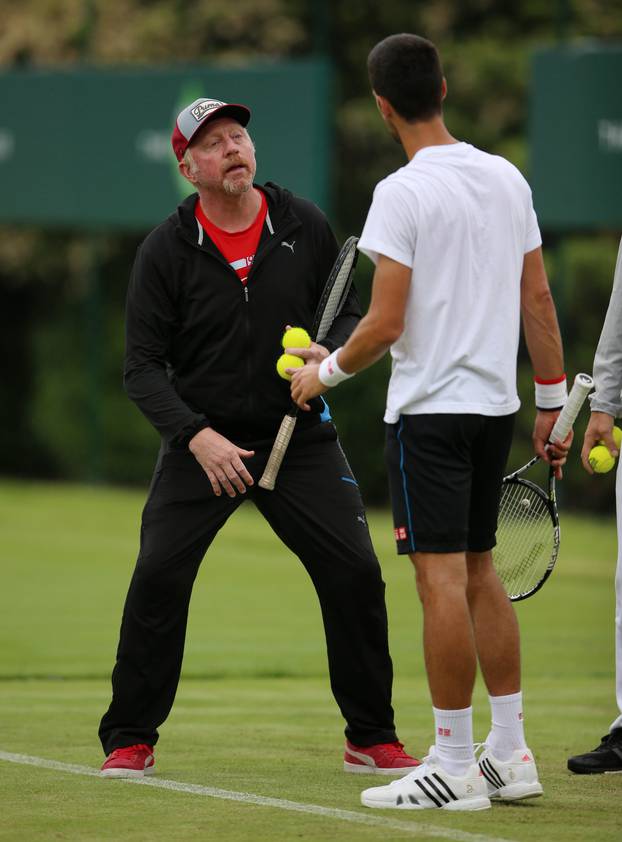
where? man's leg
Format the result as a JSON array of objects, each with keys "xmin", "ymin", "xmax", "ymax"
[
  {"xmin": 466, "ymin": 550, "xmax": 520, "ymax": 697},
  {"xmin": 411, "ymin": 552, "xmax": 475, "ymax": 709},
  {"xmin": 409, "ymin": 551, "xmax": 478, "ymax": 777},
  {"xmin": 99, "ymin": 450, "xmax": 242, "ymax": 758},
  {"xmin": 466, "ymin": 550, "xmax": 528, "ymax": 764},
  {"xmin": 567, "ymin": 458, "xmax": 622, "ymax": 773},
  {"xmin": 613, "ymin": 458, "xmax": 622, "ymax": 730},
  {"xmin": 253, "ymin": 424, "xmax": 400, "ymax": 750}
]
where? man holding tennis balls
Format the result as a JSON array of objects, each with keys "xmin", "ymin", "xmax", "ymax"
[
  {"xmin": 98, "ymin": 96, "xmax": 418, "ymax": 779},
  {"xmin": 568, "ymin": 236, "xmax": 622, "ymax": 775},
  {"xmin": 292, "ymin": 34, "xmax": 571, "ymax": 810}
]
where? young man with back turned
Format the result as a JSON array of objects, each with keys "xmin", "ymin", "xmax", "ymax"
[{"xmin": 291, "ymin": 34, "xmax": 570, "ymax": 811}]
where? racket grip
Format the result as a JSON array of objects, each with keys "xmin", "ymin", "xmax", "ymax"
[
  {"xmin": 550, "ymin": 373, "xmax": 594, "ymax": 444},
  {"xmin": 258, "ymin": 414, "xmax": 298, "ymax": 490}
]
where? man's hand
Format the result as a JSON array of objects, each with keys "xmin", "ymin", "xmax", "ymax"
[
  {"xmin": 581, "ymin": 411, "xmax": 617, "ymax": 474},
  {"xmin": 533, "ymin": 410, "xmax": 573, "ymax": 480},
  {"xmin": 188, "ymin": 427, "xmax": 254, "ymax": 497},
  {"xmin": 282, "ymin": 324, "xmax": 329, "ymax": 367},
  {"xmin": 290, "ymin": 363, "xmax": 327, "ymax": 410},
  {"xmin": 284, "ymin": 341, "xmax": 329, "ymax": 366}
]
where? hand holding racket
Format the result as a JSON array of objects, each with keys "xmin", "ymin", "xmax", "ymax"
[
  {"xmin": 258, "ymin": 236, "xmax": 359, "ymax": 491},
  {"xmin": 493, "ymin": 372, "xmax": 593, "ymax": 601}
]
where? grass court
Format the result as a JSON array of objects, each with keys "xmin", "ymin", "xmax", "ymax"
[{"xmin": 0, "ymin": 479, "xmax": 620, "ymax": 841}]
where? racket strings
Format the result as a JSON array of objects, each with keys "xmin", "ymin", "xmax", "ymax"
[{"xmin": 494, "ymin": 483, "xmax": 555, "ymax": 598}]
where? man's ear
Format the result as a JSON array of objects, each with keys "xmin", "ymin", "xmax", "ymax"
[
  {"xmin": 441, "ymin": 77, "xmax": 448, "ymax": 102},
  {"xmin": 373, "ymin": 91, "xmax": 393, "ymax": 120},
  {"xmin": 178, "ymin": 160, "xmax": 196, "ymax": 184}
]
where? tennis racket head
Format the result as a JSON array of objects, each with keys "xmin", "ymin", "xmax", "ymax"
[
  {"xmin": 494, "ymin": 468, "xmax": 559, "ymax": 601},
  {"xmin": 312, "ymin": 235, "xmax": 359, "ymax": 342}
]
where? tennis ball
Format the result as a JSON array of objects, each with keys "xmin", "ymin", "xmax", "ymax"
[
  {"xmin": 588, "ymin": 444, "xmax": 616, "ymax": 474},
  {"xmin": 599, "ymin": 426, "xmax": 622, "ymax": 450},
  {"xmin": 282, "ymin": 327, "xmax": 311, "ymax": 350},
  {"xmin": 276, "ymin": 353, "xmax": 304, "ymax": 381}
]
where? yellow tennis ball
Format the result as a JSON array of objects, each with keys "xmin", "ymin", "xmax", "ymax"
[
  {"xmin": 276, "ymin": 353, "xmax": 304, "ymax": 381},
  {"xmin": 282, "ymin": 327, "xmax": 311, "ymax": 350},
  {"xmin": 589, "ymin": 445, "xmax": 616, "ymax": 474},
  {"xmin": 599, "ymin": 426, "xmax": 622, "ymax": 450}
]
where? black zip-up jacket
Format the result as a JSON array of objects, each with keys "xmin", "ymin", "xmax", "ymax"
[{"xmin": 124, "ymin": 182, "xmax": 362, "ymax": 447}]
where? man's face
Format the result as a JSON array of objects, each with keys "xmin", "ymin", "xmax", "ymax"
[{"xmin": 182, "ymin": 117, "xmax": 256, "ymax": 195}]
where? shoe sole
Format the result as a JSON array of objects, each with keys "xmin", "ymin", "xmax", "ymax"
[
  {"xmin": 361, "ymin": 795, "xmax": 491, "ymax": 811},
  {"xmin": 101, "ymin": 765, "xmax": 155, "ymax": 779},
  {"xmin": 490, "ymin": 782, "xmax": 543, "ymax": 801},
  {"xmin": 568, "ymin": 763, "xmax": 622, "ymax": 775},
  {"xmin": 344, "ymin": 761, "xmax": 421, "ymax": 776}
]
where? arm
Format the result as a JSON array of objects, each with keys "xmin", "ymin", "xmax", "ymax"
[
  {"xmin": 124, "ymin": 243, "xmax": 210, "ymax": 445},
  {"xmin": 581, "ymin": 236, "xmax": 622, "ymax": 473},
  {"xmin": 125, "ymin": 243, "xmax": 254, "ymax": 496},
  {"xmin": 520, "ymin": 246, "xmax": 569, "ymax": 475},
  {"xmin": 290, "ymin": 255, "xmax": 411, "ymax": 408}
]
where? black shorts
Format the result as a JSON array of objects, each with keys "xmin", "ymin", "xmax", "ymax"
[{"xmin": 385, "ymin": 413, "xmax": 515, "ymax": 555}]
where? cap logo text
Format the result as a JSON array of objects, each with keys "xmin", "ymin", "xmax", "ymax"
[{"xmin": 191, "ymin": 100, "xmax": 225, "ymax": 122}]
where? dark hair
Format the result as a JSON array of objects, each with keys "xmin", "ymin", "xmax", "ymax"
[{"xmin": 367, "ymin": 34, "xmax": 443, "ymax": 122}]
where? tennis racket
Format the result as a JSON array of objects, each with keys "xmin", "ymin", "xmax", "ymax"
[
  {"xmin": 258, "ymin": 235, "xmax": 359, "ymax": 490},
  {"xmin": 493, "ymin": 372, "xmax": 594, "ymax": 601}
]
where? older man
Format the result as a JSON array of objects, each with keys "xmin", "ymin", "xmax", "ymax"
[{"xmin": 98, "ymin": 97, "xmax": 417, "ymax": 778}]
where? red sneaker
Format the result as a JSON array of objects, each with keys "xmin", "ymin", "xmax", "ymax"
[
  {"xmin": 344, "ymin": 740, "xmax": 421, "ymax": 775},
  {"xmin": 101, "ymin": 744, "xmax": 155, "ymax": 778}
]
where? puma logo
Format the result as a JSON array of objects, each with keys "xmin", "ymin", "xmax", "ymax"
[{"xmin": 281, "ymin": 240, "xmax": 295, "ymax": 253}]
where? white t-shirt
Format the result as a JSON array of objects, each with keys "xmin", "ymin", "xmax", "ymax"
[{"xmin": 358, "ymin": 142, "xmax": 542, "ymax": 423}]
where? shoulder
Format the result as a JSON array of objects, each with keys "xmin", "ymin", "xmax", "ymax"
[
  {"xmin": 476, "ymin": 148, "xmax": 533, "ymax": 193},
  {"xmin": 369, "ymin": 169, "xmax": 418, "ymax": 215},
  {"xmin": 139, "ymin": 193, "xmax": 198, "ymax": 259}
]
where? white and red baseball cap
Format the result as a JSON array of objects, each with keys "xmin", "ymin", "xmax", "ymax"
[{"xmin": 171, "ymin": 98, "xmax": 251, "ymax": 161}]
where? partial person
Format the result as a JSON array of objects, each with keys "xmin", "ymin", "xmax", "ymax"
[
  {"xmin": 291, "ymin": 34, "xmax": 571, "ymax": 810},
  {"xmin": 567, "ymin": 236, "xmax": 622, "ymax": 775},
  {"xmin": 98, "ymin": 96, "xmax": 418, "ymax": 778}
]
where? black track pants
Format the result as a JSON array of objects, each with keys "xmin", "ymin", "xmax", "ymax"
[{"xmin": 99, "ymin": 423, "xmax": 397, "ymax": 754}]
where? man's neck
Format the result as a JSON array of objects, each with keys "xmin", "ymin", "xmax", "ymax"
[
  {"xmin": 397, "ymin": 116, "xmax": 458, "ymax": 161},
  {"xmin": 197, "ymin": 186, "xmax": 262, "ymax": 232}
]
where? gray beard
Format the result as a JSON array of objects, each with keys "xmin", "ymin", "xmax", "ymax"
[{"xmin": 223, "ymin": 177, "xmax": 252, "ymax": 195}]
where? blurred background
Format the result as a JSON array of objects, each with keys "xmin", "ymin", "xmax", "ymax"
[{"xmin": 1, "ymin": 0, "xmax": 621, "ymax": 509}]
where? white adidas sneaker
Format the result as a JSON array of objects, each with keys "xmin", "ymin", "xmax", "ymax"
[
  {"xmin": 360, "ymin": 747, "xmax": 491, "ymax": 811},
  {"xmin": 477, "ymin": 745, "xmax": 543, "ymax": 801}
]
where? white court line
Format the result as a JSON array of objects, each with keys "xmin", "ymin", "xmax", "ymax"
[{"xmin": 0, "ymin": 750, "xmax": 516, "ymax": 842}]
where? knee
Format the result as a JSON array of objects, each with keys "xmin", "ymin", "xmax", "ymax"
[
  {"xmin": 466, "ymin": 550, "xmax": 496, "ymax": 589},
  {"xmin": 131, "ymin": 552, "xmax": 195, "ymax": 604},
  {"xmin": 321, "ymin": 549, "xmax": 386, "ymax": 600},
  {"xmin": 411, "ymin": 552, "xmax": 468, "ymax": 604}
]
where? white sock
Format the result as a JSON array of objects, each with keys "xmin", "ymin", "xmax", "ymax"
[
  {"xmin": 432, "ymin": 706, "xmax": 475, "ymax": 777},
  {"xmin": 486, "ymin": 691, "xmax": 528, "ymax": 761}
]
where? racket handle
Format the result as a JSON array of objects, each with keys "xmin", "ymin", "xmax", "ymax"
[
  {"xmin": 550, "ymin": 373, "xmax": 594, "ymax": 444},
  {"xmin": 258, "ymin": 413, "xmax": 298, "ymax": 490}
]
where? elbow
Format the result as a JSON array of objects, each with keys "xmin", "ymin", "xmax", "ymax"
[
  {"xmin": 376, "ymin": 319, "xmax": 404, "ymax": 346},
  {"xmin": 123, "ymin": 367, "xmax": 140, "ymax": 401}
]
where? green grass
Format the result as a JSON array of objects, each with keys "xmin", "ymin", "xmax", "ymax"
[{"xmin": 0, "ymin": 479, "xmax": 620, "ymax": 841}]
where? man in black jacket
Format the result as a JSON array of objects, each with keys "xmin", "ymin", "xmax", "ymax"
[{"xmin": 98, "ymin": 97, "xmax": 418, "ymax": 778}]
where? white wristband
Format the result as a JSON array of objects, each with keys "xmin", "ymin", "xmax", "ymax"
[
  {"xmin": 534, "ymin": 375, "xmax": 567, "ymax": 410},
  {"xmin": 318, "ymin": 349, "xmax": 355, "ymax": 387}
]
